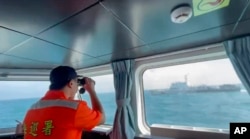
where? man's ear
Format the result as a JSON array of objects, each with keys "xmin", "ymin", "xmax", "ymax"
[{"xmin": 67, "ymin": 80, "xmax": 73, "ymax": 88}]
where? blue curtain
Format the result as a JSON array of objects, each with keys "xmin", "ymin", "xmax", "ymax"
[
  {"xmin": 110, "ymin": 59, "xmax": 135, "ymax": 139},
  {"xmin": 224, "ymin": 36, "xmax": 250, "ymax": 94}
]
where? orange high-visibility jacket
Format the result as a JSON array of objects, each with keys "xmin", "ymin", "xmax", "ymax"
[{"xmin": 23, "ymin": 90, "xmax": 102, "ymax": 139}]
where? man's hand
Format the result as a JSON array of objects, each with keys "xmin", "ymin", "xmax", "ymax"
[{"xmin": 83, "ymin": 77, "xmax": 96, "ymax": 94}]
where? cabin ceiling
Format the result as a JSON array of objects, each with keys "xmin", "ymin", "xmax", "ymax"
[{"xmin": 0, "ymin": 0, "xmax": 250, "ymax": 73}]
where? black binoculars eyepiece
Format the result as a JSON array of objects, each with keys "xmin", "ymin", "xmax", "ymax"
[{"xmin": 77, "ymin": 77, "xmax": 86, "ymax": 86}]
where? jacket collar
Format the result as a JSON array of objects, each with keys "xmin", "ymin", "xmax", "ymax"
[{"xmin": 42, "ymin": 90, "xmax": 67, "ymax": 100}]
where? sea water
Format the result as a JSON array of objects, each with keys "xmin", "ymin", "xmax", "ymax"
[{"xmin": 1, "ymin": 91, "xmax": 250, "ymax": 129}]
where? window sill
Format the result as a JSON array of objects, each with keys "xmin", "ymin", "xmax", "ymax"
[
  {"xmin": 150, "ymin": 124, "xmax": 229, "ymax": 139},
  {"xmin": 91, "ymin": 124, "xmax": 113, "ymax": 135}
]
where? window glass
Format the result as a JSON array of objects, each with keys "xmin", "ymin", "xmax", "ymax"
[
  {"xmin": 0, "ymin": 74, "xmax": 115, "ymax": 128},
  {"xmin": 0, "ymin": 81, "xmax": 49, "ymax": 128},
  {"xmin": 143, "ymin": 59, "xmax": 250, "ymax": 129}
]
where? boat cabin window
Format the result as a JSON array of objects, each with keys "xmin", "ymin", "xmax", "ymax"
[
  {"xmin": 0, "ymin": 74, "xmax": 115, "ymax": 129},
  {"xmin": 0, "ymin": 81, "xmax": 49, "ymax": 128},
  {"xmin": 143, "ymin": 58, "xmax": 249, "ymax": 130}
]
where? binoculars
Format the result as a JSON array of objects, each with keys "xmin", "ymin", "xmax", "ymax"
[
  {"xmin": 77, "ymin": 76, "xmax": 86, "ymax": 94},
  {"xmin": 77, "ymin": 76, "xmax": 95, "ymax": 94}
]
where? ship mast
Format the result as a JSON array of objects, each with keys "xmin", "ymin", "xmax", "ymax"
[{"xmin": 185, "ymin": 74, "xmax": 189, "ymax": 86}]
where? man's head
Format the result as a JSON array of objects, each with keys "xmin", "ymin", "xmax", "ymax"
[{"xmin": 49, "ymin": 66, "xmax": 78, "ymax": 98}]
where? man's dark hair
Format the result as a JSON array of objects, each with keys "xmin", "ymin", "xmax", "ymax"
[{"xmin": 49, "ymin": 66, "xmax": 77, "ymax": 90}]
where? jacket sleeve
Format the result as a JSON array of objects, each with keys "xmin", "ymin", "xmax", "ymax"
[{"xmin": 74, "ymin": 101, "xmax": 102, "ymax": 130}]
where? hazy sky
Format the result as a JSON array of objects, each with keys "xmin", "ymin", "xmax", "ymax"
[
  {"xmin": 0, "ymin": 75, "xmax": 115, "ymax": 100},
  {"xmin": 143, "ymin": 59, "xmax": 241, "ymax": 89},
  {"xmin": 0, "ymin": 59, "xmax": 242, "ymax": 100}
]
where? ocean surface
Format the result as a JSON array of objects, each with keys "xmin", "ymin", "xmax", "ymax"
[{"xmin": 1, "ymin": 91, "xmax": 250, "ymax": 130}]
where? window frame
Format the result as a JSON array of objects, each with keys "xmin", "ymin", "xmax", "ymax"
[{"xmin": 133, "ymin": 43, "xmax": 227, "ymax": 134}]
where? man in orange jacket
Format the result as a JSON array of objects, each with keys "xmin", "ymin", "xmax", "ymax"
[{"xmin": 22, "ymin": 66, "xmax": 105, "ymax": 139}]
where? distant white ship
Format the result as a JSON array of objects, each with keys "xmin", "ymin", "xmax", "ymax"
[{"xmin": 166, "ymin": 82, "xmax": 241, "ymax": 93}]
